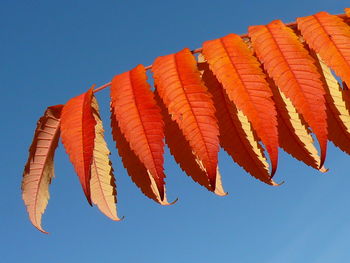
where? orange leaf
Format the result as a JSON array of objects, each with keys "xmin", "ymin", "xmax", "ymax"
[
  {"xmin": 197, "ymin": 55, "xmax": 277, "ymax": 185},
  {"xmin": 110, "ymin": 65, "xmax": 166, "ymax": 200},
  {"xmin": 111, "ymin": 112, "xmax": 173, "ymax": 205},
  {"xmin": 202, "ymin": 34, "xmax": 279, "ymax": 177},
  {"xmin": 155, "ymin": 90, "xmax": 226, "ymax": 195},
  {"xmin": 268, "ymin": 79, "xmax": 324, "ymax": 170},
  {"xmin": 90, "ymin": 97, "xmax": 120, "ymax": 221},
  {"xmin": 297, "ymin": 12, "xmax": 350, "ymax": 88},
  {"xmin": 152, "ymin": 48, "xmax": 220, "ymax": 190},
  {"xmin": 346, "ymin": 8, "xmax": 350, "ymax": 17},
  {"xmin": 249, "ymin": 20, "xmax": 328, "ymax": 168},
  {"xmin": 22, "ymin": 105, "xmax": 63, "ymax": 233},
  {"xmin": 60, "ymin": 87, "xmax": 96, "ymax": 205},
  {"xmin": 314, "ymin": 53, "xmax": 350, "ymax": 154}
]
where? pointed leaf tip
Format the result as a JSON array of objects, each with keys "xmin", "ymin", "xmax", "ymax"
[
  {"xmin": 197, "ymin": 54, "xmax": 276, "ymax": 186},
  {"xmin": 267, "ymin": 76, "xmax": 323, "ymax": 171},
  {"xmin": 22, "ymin": 104, "xmax": 63, "ymax": 233},
  {"xmin": 155, "ymin": 89, "xmax": 226, "ymax": 195},
  {"xmin": 111, "ymin": 65, "xmax": 166, "ymax": 202},
  {"xmin": 152, "ymin": 48, "xmax": 220, "ymax": 191},
  {"xmin": 90, "ymin": 96, "xmax": 120, "ymax": 221},
  {"xmin": 313, "ymin": 53, "xmax": 350, "ymax": 158},
  {"xmin": 250, "ymin": 20, "xmax": 328, "ymax": 170},
  {"xmin": 61, "ymin": 87, "xmax": 97, "ymax": 205},
  {"xmin": 111, "ymin": 112, "xmax": 170, "ymax": 205},
  {"xmin": 202, "ymin": 34, "xmax": 279, "ymax": 178}
]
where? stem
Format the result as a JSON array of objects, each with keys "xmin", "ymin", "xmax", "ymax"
[
  {"xmin": 93, "ymin": 82, "xmax": 112, "ymax": 93},
  {"xmin": 93, "ymin": 13, "xmax": 348, "ymax": 93}
]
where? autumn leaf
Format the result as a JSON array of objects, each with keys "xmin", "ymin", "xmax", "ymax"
[
  {"xmin": 22, "ymin": 9, "xmax": 350, "ymax": 232},
  {"xmin": 313, "ymin": 53, "xmax": 350, "ymax": 155},
  {"xmin": 110, "ymin": 64, "xmax": 166, "ymax": 200},
  {"xmin": 90, "ymin": 97, "xmax": 120, "ymax": 221},
  {"xmin": 297, "ymin": 12, "xmax": 350, "ymax": 88},
  {"xmin": 249, "ymin": 20, "xmax": 328, "ymax": 168},
  {"xmin": 60, "ymin": 87, "xmax": 96, "ymax": 205},
  {"xmin": 22, "ymin": 105, "xmax": 63, "ymax": 233},
  {"xmin": 268, "ymin": 78, "xmax": 324, "ymax": 170},
  {"xmin": 152, "ymin": 48, "xmax": 220, "ymax": 190},
  {"xmin": 197, "ymin": 55, "xmax": 277, "ymax": 185},
  {"xmin": 155, "ymin": 90, "xmax": 226, "ymax": 195},
  {"xmin": 202, "ymin": 34, "xmax": 279, "ymax": 177},
  {"xmin": 111, "ymin": 112, "xmax": 174, "ymax": 205}
]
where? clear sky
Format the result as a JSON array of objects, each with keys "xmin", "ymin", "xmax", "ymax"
[{"xmin": 1, "ymin": 1, "xmax": 350, "ymax": 262}]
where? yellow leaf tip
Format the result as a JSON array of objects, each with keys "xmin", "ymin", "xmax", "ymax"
[
  {"xmin": 159, "ymin": 197, "xmax": 178, "ymax": 206},
  {"xmin": 113, "ymin": 215, "xmax": 125, "ymax": 221},
  {"xmin": 319, "ymin": 166, "xmax": 329, "ymax": 173},
  {"xmin": 214, "ymin": 190, "xmax": 228, "ymax": 196},
  {"xmin": 271, "ymin": 180, "xmax": 285, "ymax": 187}
]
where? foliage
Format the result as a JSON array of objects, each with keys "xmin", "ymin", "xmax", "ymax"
[{"xmin": 22, "ymin": 9, "xmax": 350, "ymax": 233}]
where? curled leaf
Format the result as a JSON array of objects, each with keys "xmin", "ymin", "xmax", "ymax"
[
  {"xmin": 22, "ymin": 105, "xmax": 63, "ymax": 233},
  {"xmin": 90, "ymin": 97, "xmax": 120, "ymax": 221}
]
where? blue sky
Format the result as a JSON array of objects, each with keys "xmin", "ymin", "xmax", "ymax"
[{"xmin": 1, "ymin": 1, "xmax": 350, "ymax": 262}]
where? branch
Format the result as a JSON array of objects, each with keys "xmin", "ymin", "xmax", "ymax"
[{"xmin": 93, "ymin": 13, "xmax": 348, "ymax": 93}]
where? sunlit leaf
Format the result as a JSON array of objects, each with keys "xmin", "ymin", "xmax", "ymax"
[
  {"xmin": 197, "ymin": 55, "xmax": 277, "ymax": 185},
  {"xmin": 249, "ymin": 20, "xmax": 328, "ymax": 167},
  {"xmin": 202, "ymin": 34, "xmax": 279, "ymax": 176},
  {"xmin": 152, "ymin": 48, "xmax": 220, "ymax": 190},
  {"xmin": 22, "ymin": 105, "xmax": 63, "ymax": 233},
  {"xmin": 90, "ymin": 97, "xmax": 120, "ymax": 221},
  {"xmin": 60, "ymin": 87, "xmax": 96, "ymax": 204},
  {"xmin": 297, "ymin": 12, "xmax": 350, "ymax": 88},
  {"xmin": 110, "ymin": 65, "xmax": 166, "ymax": 200}
]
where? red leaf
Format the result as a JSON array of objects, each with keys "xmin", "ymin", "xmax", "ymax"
[{"xmin": 60, "ymin": 87, "xmax": 96, "ymax": 205}]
